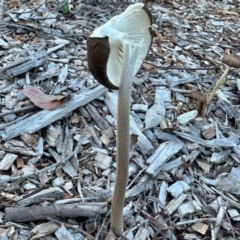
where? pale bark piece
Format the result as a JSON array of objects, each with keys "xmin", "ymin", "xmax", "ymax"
[
  {"xmin": 0, "ymin": 191, "xmax": 22, "ymax": 201},
  {"xmin": 54, "ymin": 198, "xmax": 107, "ymax": 205},
  {"xmin": 146, "ymin": 141, "xmax": 169, "ymax": 165},
  {"xmin": 209, "ymin": 150, "xmax": 230, "ymax": 164},
  {"xmin": 192, "ymin": 222, "xmax": 209, "ymax": 235},
  {"xmin": 221, "ymin": 221, "xmax": 232, "ymax": 232},
  {"xmin": 85, "ymin": 103, "xmax": 110, "ymax": 130},
  {"xmin": 218, "ymin": 98, "xmax": 240, "ymax": 129},
  {"xmin": 231, "ymin": 167, "xmax": 240, "ymax": 179},
  {"xmin": 158, "ymin": 181, "xmax": 168, "ymax": 207},
  {"xmin": 156, "ymin": 88, "xmax": 171, "ymax": 102},
  {"xmin": 0, "ymin": 153, "xmax": 18, "ymax": 170},
  {"xmin": 58, "ymin": 65, "xmax": 68, "ymax": 84},
  {"xmin": 2, "ymin": 85, "xmax": 107, "ymax": 140},
  {"xmin": 48, "ymin": 148, "xmax": 77, "ymax": 177},
  {"xmin": 52, "ymin": 177, "xmax": 65, "ymax": 187},
  {"xmin": 123, "ymin": 201, "xmax": 133, "ymax": 218},
  {"xmin": 227, "ymin": 209, "xmax": 240, "ymax": 221},
  {"xmin": 154, "ymin": 130, "xmax": 189, "ymax": 155},
  {"xmin": 196, "ymin": 160, "xmax": 211, "ymax": 173},
  {"xmin": 216, "ymin": 172, "xmax": 240, "ymax": 194},
  {"xmin": 167, "ymin": 75, "xmax": 199, "ymax": 88},
  {"xmin": 155, "ymin": 215, "xmax": 177, "ymax": 240},
  {"xmin": 233, "ymin": 146, "xmax": 240, "ymax": 158},
  {"xmin": 125, "ymin": 229, "xmax": 134, "ymax": 239},
  {"xmin": 125, "ymin": 175, "xmax": 152, "ymax": 198},
  {"xmin": 145, "ymin": 93, "xmax": 166, "ymax": 129},
  {"xmin": 212, "ymin": 187, "xmax": 240, "ymax": 210},
  {"xmin": 177, "ymin": 110, "xmax": 198, "ymax": 125},
  {"xmin": 146, "ymin": 141, "xmax": 183, "ymax": 177},
  {"xmin": 162, "ymin": 156, "xmax": 182, "ymax": 171},
  {"xmin": 237, "ymin": 79, "xmax": 240, "ymax": 92},
  {"xmin": 174, "ymin": 131, "xmax": 238, "ymax": 148},
  {"xmin": 3, "ymin": 51, "xmax": 48, "ymax": 77},
  {"xmin": 202, "ymin": 127, "xmax": 216, "ymax": 140},
  {"xmin": 0, "ymin": 39, "xmax": 9, "ymax": 48},
  {"xmin": 208, "ymin": 196, "xmax": 223, "ymax": 213},
  {"xmin": 46, "ymin": 125, "xmax": 62, "ymax": 147},
  {"xmin": 104, "ymin": 92, "xmax": 154, "ymax": 155},
  {"xmin": 17, "ymin": 187, "xmax": 64, "ymax": 206},
  {"xmin": 55, "ymin": 224, "xmax": 74, "ymax": 240},
  {"xmin": 30, "ymin": 222, "xmax": 60, "ymax": 240},
  {"xmin": 132, "ymin": 104, "xmax": 148, "ymax": 113},
  {"xmin": 4, "ymin": 202, "xmax": 108, "ymax": 222},
  {"xmin": 214, "ymin": 205, "xmax": 227, "ymax": 239},
  {"xmin": 94, "ymin": 152, "xmax": 112, "ymax": 170},
  {"xmin": 182, "ymin": 233, "xmax": 201, "ymax": 240},
  {"xmin": 165, "ymin": 194, "xmax": 187, "ymax": 215},
  {"xmin": 134, "ymin": 227, "xmax": 149, "ymax": 240},
  {"xmin": 178, "ymin": 200, "xmax": 202, "ymax": 216},
  {"xmin": 167, "ymin": 181, "xmax": 190, "ymax": 198},
  {"xmin": 62, "ymin": 160, "xmax": 78, "ymax": 177}
]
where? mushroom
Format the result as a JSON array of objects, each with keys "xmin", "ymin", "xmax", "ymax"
[
  {"xmin": 87, "ymin": 3, "xmax": 152, "ymax": 90},
  {"xmin": 87, "ymin": 3, "xmax": 153, "ymax": 238},
  {"xmin": 208, "ymin": 54, "xmax": 240, "ymax": 102}
]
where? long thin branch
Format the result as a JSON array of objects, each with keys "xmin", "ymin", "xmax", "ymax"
[{"xmin": 208, "ymin": 66, "xmax": 230, "ymax": 102}]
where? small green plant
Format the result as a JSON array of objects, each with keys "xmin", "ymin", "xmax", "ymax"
[{"xmin": 59, "ymin": 3, "xmax": 70, "ymax": 15}]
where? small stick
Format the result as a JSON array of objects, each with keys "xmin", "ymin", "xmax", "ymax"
[{"xmin": 208, "ymin": 54, "xmax": 240, "ymax": 102}]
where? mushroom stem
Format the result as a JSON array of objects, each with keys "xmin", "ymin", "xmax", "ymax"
[
  {"xmin": 109, "ymin": 41, "xmax": 142, "ymax": 236},
  {"xmin": 208, "ymin": 66, "xmax": 231, "ymax": 102}
]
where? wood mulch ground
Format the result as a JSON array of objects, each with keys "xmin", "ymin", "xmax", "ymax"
[{"xmin": 0, "ymin": 0, "xmax": 240, "ymax": 239}]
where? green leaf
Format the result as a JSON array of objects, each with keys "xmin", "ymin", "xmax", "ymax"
[{"xmin": 59, "ymin": 3, "xmax": 70, "ymax": 15}]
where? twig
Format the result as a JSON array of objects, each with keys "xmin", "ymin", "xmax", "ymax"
[
  {"xmin": 8, "ymin": 0, "xmax": 47, "ymax": 14},
  {"xmin": 95, "ymin": 210, "xmax": 111, "ymax": 240},
  {"xmin": 46, "ymin": 217, "xmax": 95, "ymax": 240},
  {"xmin": 176, "ymin": 218, "xmax": 216, "ymax": 226},
  {"xmin": 0, "ymin": 0, "xmax": 4, "ymax": 22},
  {"xmin": 64, "ymin": 135, "xmax": 83, "ymax": 162},
  {"xmin": 225, "ymin": 208, "xmax": 237, "ymax": 240},
  {"xmin": 208, "ymin": 66, "xmax": 231, "ymax": 102},
  {"xmin": 126, "ymin": 166, "xmax": 147, "ymax": 190},
  {"xmin": 0, "ymin": 113, "xmax": 31, "ymax": 130},
  {"xmin": 143, "ymin": 61, "xmax": 219, "ymax": 72},
  {"xmin": 61, "ymin": 121, "xmax": 70, "ymax": 164},
  {"xmin": 211, "ymin": 187, "xmax": 240, "ymax": 210},
  {"xmin": 113, "ymin": 229, "xmax": 130, "ymax": 240},
  {"xmin": 0, "ymin": 105, "xmax": 36, "ymax": 118}
]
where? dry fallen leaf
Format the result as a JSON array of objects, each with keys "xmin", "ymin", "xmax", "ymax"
[
  {"xmin": 20, "ymin": 86, "xmax": 71, "ymax": 110},
  {"xmin": 189, "ymin": 91, "xmax": 207, "ymax": 103},
  {"xmin": 14, "ymin": 35, "xmax": 26, "ymax": 42},
  {"xmin": 0, "ymin": 191, "xmax": 22, "ymax": 201},
  {"xmin": 142, "ymin": 63, "xmax": 157, "ymax": 74},
  {"xmin": 31, "ymin": 37, "xmax": 39, "ymax": 46},
  {"xmin": 9, "ymin": 0, "xmax": 21, "ymax": 9},
  {"xmin": 188, "ymin": 91, "xmax": 207, "ymax": 117}
]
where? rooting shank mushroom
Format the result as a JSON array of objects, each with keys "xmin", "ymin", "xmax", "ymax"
[
  {"xmin": 87, "ymin": 3, "xmax": 153, "ymax": 238},
  {"xmin": 87, "ymin": 3, "xmax": 152, "ymax": 89}
]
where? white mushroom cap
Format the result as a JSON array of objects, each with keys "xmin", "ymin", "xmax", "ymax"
[{"xmin": 87, "ymin": 3, "xmax": 153, "ymax": 89}]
